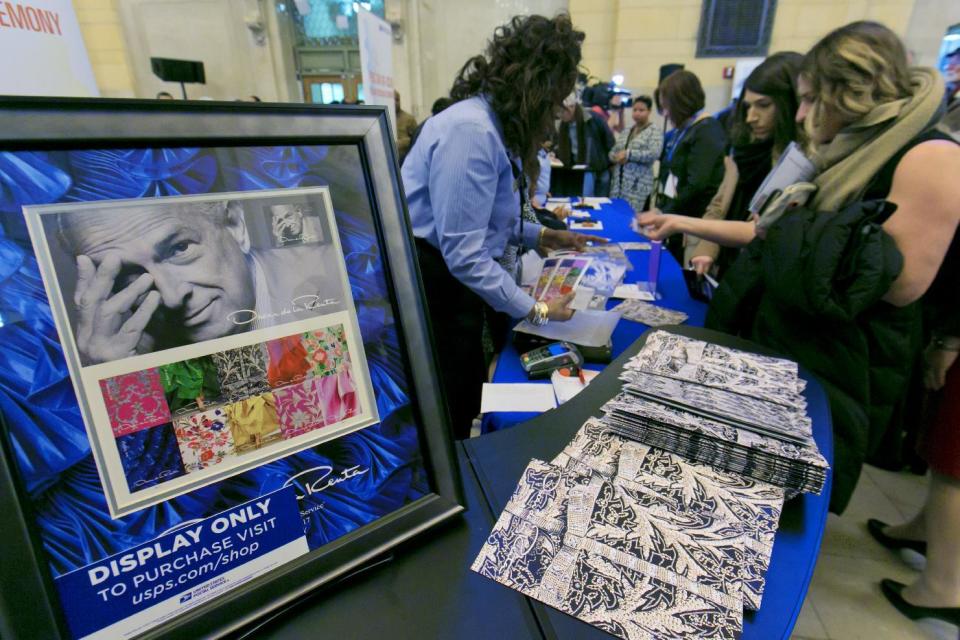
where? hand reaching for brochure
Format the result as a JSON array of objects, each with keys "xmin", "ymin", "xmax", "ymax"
[
  {"xmin": 538, "ymin": 228, "xmax": 608, "ymax": 254},
  {"xmin": 75, "ymin": 254, "xmax": 160, "ymax": 365},
  {"xmin": 689, "ymin": 255, "xmax": 714, "ymax": 277},
  {"xmin": 550, "ymin": 204, "xmax": 572, "ymax": 220},
  {"xmin": 635, "ymin": 209, "xmax": 682, "ymax": 241}
]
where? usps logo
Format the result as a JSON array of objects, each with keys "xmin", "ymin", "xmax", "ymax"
[{"xmin": 179, "ymin": 593, "xmax": 193, "ymax": 604}]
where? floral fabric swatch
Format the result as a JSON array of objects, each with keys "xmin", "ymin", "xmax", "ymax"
[
  {"xmin": 157, "ymin": 357, "xmax": 221, "ymax": 414},
  {"xmin": 265, "ymin": 335, "xmax": 312, "ymax": 388},
  {"xmin": 212, "ymin": 345, "xmax": 270, "ymax": 399},
  {"xmin": 115, "ymin": 423, "xmax": 185, "ymax": 493},
  {"xmin": 314, "ymin": 364, "xmax": 358, "ymax": 426},
  {"xmin": 99, "ymin": 369, "xmax": 172, "ymax": 437},
  {"xmin": 173, "ymin": 406, "xmax": 237, "ymax": 473},
  {"xmin": 302, "ymin": 324, "xmax": 350, "ymax": 378},
  {"xmin": 273, "ymin": 379, "xmax": 326, "ymax": 439},
  {"xmin": 225, "ymin": 393, "xmax": 281, "ymax": 452}
]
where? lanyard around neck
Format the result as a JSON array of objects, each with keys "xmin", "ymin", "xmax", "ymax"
[{"xmin": 665, "ymin": 110, "xmax": 705, "ymax": 163}]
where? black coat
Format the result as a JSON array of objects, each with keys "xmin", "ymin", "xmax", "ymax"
[
  {"xmin": 706, "ymin": 200, "xmax": 919, "ymax": 513},
  {"xmin": 658, "ymin": 117, "xmax": 727, "ymax": 218},
  {"xmin": 557, "ymin": 108, "xmax": 615, "ymax": 173}
]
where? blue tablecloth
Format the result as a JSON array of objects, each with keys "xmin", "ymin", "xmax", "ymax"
[{"xmin": 483, "ymin": 198, "xmax": 707, "ymax": 432}]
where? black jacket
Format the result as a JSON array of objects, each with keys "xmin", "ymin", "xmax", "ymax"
[
  {"xmin": 706, "ymin": 200, "xmax": 919, "ymax": 513},
  {"xmin": 557, "ymin": 107, "xmax": 615, "ymax": 173},
  {"xmin": 658, "ymin": 117, "xmax": 727, "ymax": 218}
]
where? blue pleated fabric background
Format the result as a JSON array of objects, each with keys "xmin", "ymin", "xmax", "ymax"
[{"xmin": 0, "ymin": 145, "xmax": 430, "ymax": 578}]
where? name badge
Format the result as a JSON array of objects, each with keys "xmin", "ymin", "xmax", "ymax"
[{"xmin": 663, "ymin": 173, "xmax": 679, "ymax": 199}]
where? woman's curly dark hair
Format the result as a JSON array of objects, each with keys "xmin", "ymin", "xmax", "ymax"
[{"xmin": 450, "ymin": 14, "xmax": 584, "ymax": 177}]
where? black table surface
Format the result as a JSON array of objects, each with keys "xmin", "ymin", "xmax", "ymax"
[
  {"xmin": 241, "ymin": 446, "xmax": 543, "ymax": 639},
  {"xmin": 241, "ymin": 326, "xmax": 831, "ymax": 639}
]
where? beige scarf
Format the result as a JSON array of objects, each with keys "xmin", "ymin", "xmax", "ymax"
[{"xmin": 811, "ymin": 68, "xmax": 945, "ymax": 211}]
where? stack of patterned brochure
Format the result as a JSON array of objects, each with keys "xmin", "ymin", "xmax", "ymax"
[
  {"xmin": 472, "ymin": 420, "xmax": 787, "ymax": 638},
  {"xmin": 601, "ymin": 331, "xmax": 828, "ymax": 495}
]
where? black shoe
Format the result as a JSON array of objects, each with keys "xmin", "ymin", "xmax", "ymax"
[
  {"xmin": 880, "ymin": 579, "xmax": 960, "ymax": 625},
  {"xmin": 867, "ymin": 519, "xmax": 927, "ymax": 555}
]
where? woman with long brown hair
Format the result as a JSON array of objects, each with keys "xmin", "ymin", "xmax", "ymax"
[{"xmin": 401, "ymin": 14, "xmax": 594, "ymax": 439}]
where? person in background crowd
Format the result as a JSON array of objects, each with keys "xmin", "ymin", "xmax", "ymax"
[
  {"xmin": 557, "ymin": 94, "xmax": 615, "ymax": 197},
  {"xmin": 156, "ymin": 91, "xmax": 174, "ymax": 100},
  {"xmin": 401, "ymin": 14, "xmax": 597, "ymax": 439},
  {"xmin": 648, "ymin": 70, "xmax": 727, "ymax": 265},
  {"xmin": 608, "ymin": 95, "xmax": 662, "ymax": 213},
  {"xmin": 394, "ymin": 90, "xmax": 419, "ymax": 165},
  {"xmin": 646, "ymin": 52, "xmax": 803, "ymax": 279},
  {"xmin": 606, "ymin": 93, "xmax": 626, "ymax": 135},
  {"xmin": 941, "ymin": 48, "xmax": 960, "ymax": 139},
  {"xmin": 715, "ymin": 97, "xmax": 739, "ymax": 137}
]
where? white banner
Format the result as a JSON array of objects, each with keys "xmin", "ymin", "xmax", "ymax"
[
  {"xmin": 0, "ymin": 0, "xmax": 98, "ymax": 97},
  {"xmin": 730, "ymin": 58, "xmax": 764, "ymax": 102},
  {"xmin": 357, "ymin": 8, "xmax": 395, "ymax": 133}
]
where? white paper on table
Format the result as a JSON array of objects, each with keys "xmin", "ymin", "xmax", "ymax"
[
  {"xmin": 613, "ymin": 283, "xmax": 656, "ymax": 301},
  {"xmin": 566, "ymin": 209, "xmax": 592, "ymax": 219},
  {"xmin": 569, "ymin": 220, "xmax": 603, "ymax": 231},
  {"xmin": 546, "ymin": 197, "xmax": 571, "ymax": 204},
  {"xmin": 520, "ymin": 251, "xmax": 543, "ymax": 287},
  {"xmin": 619, "ymin": 242, "xmax": 652, "ymax": 251},
  {"xmin": 571, "ymin": 164, "xmax": 588, "ymax": 170},
  {"xmin": 513, "ymin": 309, "xmax": 621, "ymax": 347},
  {"xmin": 568, "ymin": 286, "xmax": 595, "ymax": 311},
  {"xmin": 581, "ymin": 197, "xmax": 611, "ymax": 205},
  {"xmin": 551, "ymin": 369, "xmax": 599, "ymax": 404},
  {"xmin": 480, "ymin": 383, "xmax": 557, "ymax": 413}
]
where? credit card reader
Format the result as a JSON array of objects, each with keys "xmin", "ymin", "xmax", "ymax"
[{"xmin": 520, "ymin": 342, "xmax": 583, "ymax": 379}]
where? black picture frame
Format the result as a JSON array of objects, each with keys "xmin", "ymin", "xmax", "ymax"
[{"xmin": 0, "ymin": 96, "xmax": 463, "ymax": 640}]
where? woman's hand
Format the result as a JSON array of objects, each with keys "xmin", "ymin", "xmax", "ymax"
[
  {"xmin": 924, "ymin": 343, "xmax": 959, "ymax": 391},
  {"xmin": 545, "ymin": 292, "xmax": 575, "ymax": 321},
  {"xmin": 527, "ymin": 293, "xmax": 576, "ymax": 323},
  {"xmin": 539, "ymin": 228, "xmax": 607, "ymax": 253},
  {"xmin": 615, "ymin": 150, "xmax": 628, "ymax": 165},
  {"xmin": 689, "ymin": 255, "xmax": 714, "ymax": 277},
  {"xmin": 635, "ymin": 210, "xmax": 685, "ymax": 241},
  {"xmin": 551, "ymin": 204, "xmax": 572, "ymax": 220}
]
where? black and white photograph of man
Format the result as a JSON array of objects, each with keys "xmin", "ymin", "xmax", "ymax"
[
  {"xmin": 269, "ymin": 203, "xmax": 324, "ymax": 247},
  {"xmin": 38, "ymin": 190, "xmax": 350, "ymax": 366}
]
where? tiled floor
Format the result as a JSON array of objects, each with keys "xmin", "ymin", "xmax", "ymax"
[{"xmin": 791, "ymin": 465, "xmax": 957, "ymax": 640}]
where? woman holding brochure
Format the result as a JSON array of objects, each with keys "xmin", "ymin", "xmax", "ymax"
[{"xmin": 402, "ymin": 14, "xmax": 599, "ymax": 439}]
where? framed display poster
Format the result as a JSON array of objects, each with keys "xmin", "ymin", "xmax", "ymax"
[{"xmin": 0, "ymin": 97, "xmax": 463, "ymax": 639}]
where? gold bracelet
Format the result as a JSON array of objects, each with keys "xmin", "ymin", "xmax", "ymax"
[{"xmin": 538, "ymin": 226, "xmax": 547, "ymax": 246}]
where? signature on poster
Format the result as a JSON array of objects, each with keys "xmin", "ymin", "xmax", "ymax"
[
  {"xmin": 229, "ymin": 295, "xmax": 342, "ymax": 326},
  {"xmin": 283, "ymin": 464, "xmax": 370, "ymax": 501}
]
